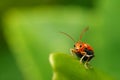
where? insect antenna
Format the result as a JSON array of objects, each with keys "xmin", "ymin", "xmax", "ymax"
[
  {"xmin": 60, "ymin": 32, "xmax": 76, "ymax": 42},
  {"xmin": 80, "ymin": 26, "xmax": 89, "ymax": 40}
]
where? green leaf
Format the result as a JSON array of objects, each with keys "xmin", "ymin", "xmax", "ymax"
[{"xmin": 49, "ymin": 53, "xmax": 114, "ymax": 80}]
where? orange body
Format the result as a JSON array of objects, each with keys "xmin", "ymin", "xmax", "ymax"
[{"xmin": 74, "ymin": 42, "xmax": 93, "ymax": 53}]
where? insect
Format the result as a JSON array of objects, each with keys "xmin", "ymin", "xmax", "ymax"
[{"xmin": 60, "ymin": 27, "xmax": 94, "ymax": 69}]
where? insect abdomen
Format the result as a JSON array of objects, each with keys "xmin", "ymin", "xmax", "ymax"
[{"xmin": 84, "ymin": 48, "xmax": 94, "ymax": 55}]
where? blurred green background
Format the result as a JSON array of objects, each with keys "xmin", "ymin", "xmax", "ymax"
[{"xmin": 0, "ymin": 0, "xmax": 120, "ymax": 80}]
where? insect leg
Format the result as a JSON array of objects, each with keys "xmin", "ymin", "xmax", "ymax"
[
  {"xmin": 70, "ymin": 48, "xmax": 75, "ymax": 56},
  {"xmin": 84, "ymin": 55, "xmax": 93, "ymax": 69},
  {"xmin": 86, "ymin": 55, "xmax": 93, "ymax": 57},
  {"xmin": 80, "ymin": 52, "xmax": 87, "ymax": 64},
  {"xmin": 84, "ymin": 57, "xmax": 90, "ymax": 69}
]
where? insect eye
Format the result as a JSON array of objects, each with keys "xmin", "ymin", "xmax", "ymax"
[
  {"xmin": 74, "ymin": 45, "xmax": 75, "ymax": 47},
  {"xmin": 80, "ymin": 44, "xmax": 82, "ymax": 47}
]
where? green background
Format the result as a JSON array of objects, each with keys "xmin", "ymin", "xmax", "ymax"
[{"xmin": 0, "ymin": 0, "xmax": 120, "ymax": 80}]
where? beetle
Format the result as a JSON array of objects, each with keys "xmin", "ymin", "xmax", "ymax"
[{"xmin": 60, "ymin": 27, "xmax": 94, "ymax": 69}]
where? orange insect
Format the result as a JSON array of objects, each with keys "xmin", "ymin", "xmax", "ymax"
[{"xmin": 60, "ymin": 27, "xmax": 94, "ymax": 69}]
